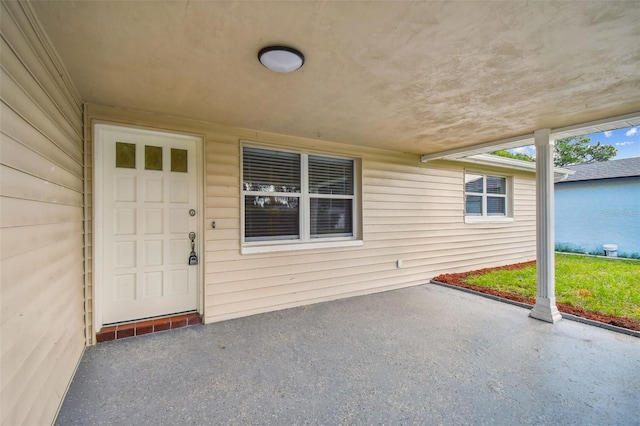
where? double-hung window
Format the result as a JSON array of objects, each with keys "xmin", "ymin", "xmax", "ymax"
[
  {"xmin": 308, "ymin": 155, "xmax": 354, "ymax": 238},
  {"xmin": 242, "ymin": 145, "xmax": 359, "ymax": 251},
  {"xmin": 464, "ymin": 172, "xmax": 511, "ymax": 223}
]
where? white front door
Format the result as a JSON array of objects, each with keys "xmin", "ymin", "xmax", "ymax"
[{"xmin": 96, "ymin": 124, "xmax": 201, "ymax": 325}]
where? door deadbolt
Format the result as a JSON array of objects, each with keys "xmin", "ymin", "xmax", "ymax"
[{"xmin": 189, "ymin": 209, "xmax": 196, "ymax": 217}]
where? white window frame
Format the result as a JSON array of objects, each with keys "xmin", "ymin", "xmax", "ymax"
[
  {"xmin": 241, "ymin": 143, "xmax": 362, "ymax": 254},
  {"xmin": 464, "ymin": 170, "xmax": 514, "ymax": 224}
]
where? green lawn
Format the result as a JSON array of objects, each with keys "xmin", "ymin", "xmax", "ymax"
[{"xmin": 464, "ymin": 254, "xmax": 640, "ymax": 321}]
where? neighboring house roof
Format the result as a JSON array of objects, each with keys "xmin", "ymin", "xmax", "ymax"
[{"xmin": 559, "ymin": 157, "xmax": 640, "ymax": 183}]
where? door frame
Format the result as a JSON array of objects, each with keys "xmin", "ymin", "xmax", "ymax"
[{"xmin": 93, "ymin": 122, "xmax": 205, "ymax": 333}]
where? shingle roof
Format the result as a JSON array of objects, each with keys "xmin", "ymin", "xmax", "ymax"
[{"xmin": 560, "ymin": 157, "xmax": 640, "ymax": 182}]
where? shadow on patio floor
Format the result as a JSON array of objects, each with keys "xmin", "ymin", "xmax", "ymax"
[{"xmin": 57, "ymin": 284, "xmax": 639, "ymax": 425}]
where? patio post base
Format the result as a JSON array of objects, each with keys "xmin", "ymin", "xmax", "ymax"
[{"xmin": 530, "ymin": 297, "xmax": 562, "ymax": 323}]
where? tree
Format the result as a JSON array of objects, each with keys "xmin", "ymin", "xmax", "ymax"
[
  {"xmin": 554, "ymin": 136, "xmax": 617, "ymax": 167},
  {"xmin": 491, "ymin": 136, "xmax": 617, "ymax": 167},
  {"xmin": 490, "ymin": 149, "xmax": 534, "ymax": 162}
]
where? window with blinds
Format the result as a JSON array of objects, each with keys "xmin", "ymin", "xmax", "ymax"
[
  {"xmin": 242, "ymin": 146, "xmax": 356, "ymax": 244},
  {"xmin": 243, "ymin": 148, "xmax": 301, "ymax": 241},
  {"xmin": 464, "ymin": 172, "xmax": 508, "ymax": 217},
  {"xmin": 309, "ymin": 156, "xmax": 354, "ymax": 238}
]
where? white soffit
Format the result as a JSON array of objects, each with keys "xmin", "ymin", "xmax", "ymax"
[
  {"xmin": 421, "ymin": 111, "xmax": 640, "ymax": 162},
  {"xmin": 550, "ymin": 112, "xmax": 640, "ymax": 140},
  {"xmin": 457, "ymin": 154, "xmax": 574, "ymax": 181},
  {"xmin": 420, "ymin": 133, "xmax": 534, "ymax": 162}
]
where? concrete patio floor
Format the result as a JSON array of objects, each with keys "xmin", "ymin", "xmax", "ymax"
[{"xmin": 56, "ymin": 284, "xmax": 639, "ymax": 425}]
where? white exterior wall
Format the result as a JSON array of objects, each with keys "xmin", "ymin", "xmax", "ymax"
[
  {"xmin": 0, "ymin": 1, "xmax": 85, "ymax": 424},
  {"xmin": 86, "ymin": 105, "xmax": 536, "ymax": 327}
]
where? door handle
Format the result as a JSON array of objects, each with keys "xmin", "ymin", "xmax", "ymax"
[{"xmin": 188, "ymin": 232, "xmax": 198, "ymax": 265}]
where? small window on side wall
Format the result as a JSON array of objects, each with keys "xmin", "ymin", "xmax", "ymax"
[{"xmin": 464, "ymin": 172, "xmax": 510, "ymax": 222}]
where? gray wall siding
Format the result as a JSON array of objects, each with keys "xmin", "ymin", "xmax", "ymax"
[
  {"xmin": 86, "ymin": 105, "xmax": 536, "ymax": 328},
  {"xmin": 1, "ymin": 1, "xmax": 85, "ymax": 424}
]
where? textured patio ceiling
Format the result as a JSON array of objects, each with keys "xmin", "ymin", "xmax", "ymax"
[{"xmin": 30, "ymin": 1, "xmax": 640, "ymax": 155}]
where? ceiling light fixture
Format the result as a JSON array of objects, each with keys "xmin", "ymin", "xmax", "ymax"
[{"xmin": 258, "ymin": 46, "xmax": 305, "ymax": 73}]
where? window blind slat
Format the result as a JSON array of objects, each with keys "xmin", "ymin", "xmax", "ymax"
[
  {"xmin": 244, "ymin": 196, "xmax": 300, "ymax": 241},
  {"xmin": 464, "ymin": 174, "xmax": 483, "ymax": 193},
  {"xmin": 309, "ymin": 156, "xmax": 353, "ymax": 195},
  {"xmin": 486, "ymin": 176, "xmax": 506, "ymax": 194},
  {"xmin": 487, "ymin": 196, "xmax": 506, "ymax": 215},
  {"xmin": 243, "ymin": 147, "xmax": 300, "ymax": 193},
  {"xmin": 310, "ymin": 198, "xmax": 353, "ymax": 238},
  {"xmin": 465, "ymin": 195, "xmax": 482, "ymax": 215}
]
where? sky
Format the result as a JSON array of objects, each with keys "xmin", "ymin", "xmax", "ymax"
[{"xmin": 511, "ymin": 125, "xmax": 640, "ymax": 160}]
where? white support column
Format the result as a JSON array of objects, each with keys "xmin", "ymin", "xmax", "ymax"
[{"xmin": 530, "ymin": 129, "xmax": 562, "ymax": 323}]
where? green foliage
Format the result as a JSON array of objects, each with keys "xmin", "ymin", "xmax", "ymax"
[
  {"xmin": 464, "ymin": 254, "xmax": 640, "ymax": 321},
  {"xmin": 490, "ymin": 150, "xmax": 534, "ymax": 162},
  {"xmin": 555, "ymin": 243, "xmax": 639, "ymax": 259},
  {"xmin": 490, "ymin": 136, "xmax": 617, "ymax": 167},
  {"xmin": 555, "ymin": 243, "xmax": 585, "ymax": 254},
  {"xmin": 554, "ymin": 136, "xmax": 617, "ymax": 167}
]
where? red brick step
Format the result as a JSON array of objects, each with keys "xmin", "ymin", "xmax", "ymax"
[{"xmin": 96, "ymin": 313, "xmax": 202, "ymax": 343}]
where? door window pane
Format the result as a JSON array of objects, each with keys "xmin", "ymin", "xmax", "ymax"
[
  {"xmin": 145, "ymin": 145, "xmax": 163, "ymax": 171},
  {"xmin": 116, "ymin": 142, "xmax": 136, "ymax": 169},
  {"xmin": 171, "ymin": 148, "xmax": 188, "ymax": 173}
]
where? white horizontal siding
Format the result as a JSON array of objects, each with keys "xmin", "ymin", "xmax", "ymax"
[
  {"xmin": 1, "ymin": 102, "xmax": 82, "ymax": 175},
  {"xmin": 83, "ymin": 104, "xmax": 537, "ymax": 328},
  {"xmin": 1, "ymin": 67, "xmax": 82, "ymax": 161},
  {"xmin": 0, "ymin": 2, "xmax": 84, "ymax": 425},
  {"xmin": 206, "ymin": 142, "xmax": 536, "ymax": 322}
]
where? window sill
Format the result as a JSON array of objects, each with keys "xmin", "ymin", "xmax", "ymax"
[
  {"xmin": 465, "ymin": 216, "xmax": 514, "ymax": 225},
  {"xmin": 241, "ymin": 239, "xmax": 363, "ymax": 254}
]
